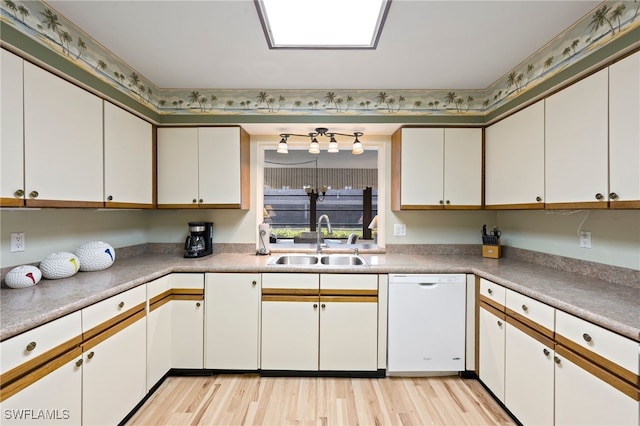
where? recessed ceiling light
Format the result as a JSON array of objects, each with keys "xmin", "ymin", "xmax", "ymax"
[{"xmin": 255, "ymin": 0, "xmax": 391, "ymax": 49}]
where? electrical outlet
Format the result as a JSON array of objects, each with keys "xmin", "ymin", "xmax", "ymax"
[
  {"xmin": 10, "ymin": 232, "xmax": 25, "ymax": 252},
  {"xmin": 394, "ymin": 224, "xmax": 406, "ymax": 237},
  {"xmin": 579, "ymin": 231, "xmax": 591, "ymax": 249}
]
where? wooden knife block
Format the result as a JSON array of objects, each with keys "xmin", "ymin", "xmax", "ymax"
[{"xmin": 482, "ymin": 245, "xmax": 502, "ymax": 259}]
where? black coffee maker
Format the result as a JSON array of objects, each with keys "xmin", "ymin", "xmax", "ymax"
[{"xmin": 184, "ymin": 222, "xmax": 213, "ymax": 258}]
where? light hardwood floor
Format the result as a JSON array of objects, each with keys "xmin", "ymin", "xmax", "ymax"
[{"xmin": 126, "ymin": 374, "xmax": 515, "ymax": 425}]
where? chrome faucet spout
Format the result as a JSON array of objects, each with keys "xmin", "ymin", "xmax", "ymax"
[{"xmin": 317, "ymin": 214, "xmax": 332, "ymax": 253}]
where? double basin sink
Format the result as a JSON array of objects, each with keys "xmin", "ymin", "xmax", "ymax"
[{"xmin": 268, "ymin": 253, "xmax": 367, "ymax": 267}]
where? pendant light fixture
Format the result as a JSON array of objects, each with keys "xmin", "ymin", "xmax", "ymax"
[{"xmin": 277, "ymin": 127, "xmax": 364, "ymax": 155}]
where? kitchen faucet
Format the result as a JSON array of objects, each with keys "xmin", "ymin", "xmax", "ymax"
[{"xmin": 316, "ymin": 214, "xmax": 332, "ymax": 253}]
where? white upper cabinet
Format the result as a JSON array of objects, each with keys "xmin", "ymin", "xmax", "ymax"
[
  {"xmin": 157, "ymin": 127, "xmax": 249, "ymax": 209},
  {"xmin": 23, "ymin": 62, "xmax": 104, "ymax": 207},
  {"xmin": 0, "ymin": 49, "xmax": 25, "ymax": 207},
  {"xmin": 392, "ymin": 127, "xmax": 482, "ymax": 210},
  {"xmin": 485, "ymin": 100, "xmax": 545, "ymax": 208},
  {"xmin": 545, "ymin": 68, "xmax": 609, "ymax": 208},
  {"xmin": 103, "ymin": 102, "xmax": 153, "ymax": 207},
  {"xmin": 609, "ymin": 51, "xmax": 640, "ymax": 208}
]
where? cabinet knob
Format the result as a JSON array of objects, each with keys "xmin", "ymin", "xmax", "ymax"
[
  {"xmin": 536, "ymin": 196, "xmax": 542, "ymax": 202},
  {"xmin": 439, "ymin": 200, "xmax": 444, "ymax": 205},
  {"xmin": 321, "ymin": 303, "xmax": 326, "ymax": 309},
  {"xmin": 487, "ymin": 288, "xmax": 493, "ymax": 295},
  {"xmin": 595, "ymin": 193, "xmax": 604, "ymax": 201},
  {"xmin": 75, "ymin": 359, "xmax": 83, "ymax": 367},
  {"xmin": 313, "ymin": 303, "xmax": 318, "ymax": 309},
  {"xmin": 497, "ymin": 320, "xmax": 502, "ymax": 327},
  {"xmin": 554, "ymin": 356, "xmax": 561, "ymax": 365},
  {"xmin": 118, "ymin": 301, "xmax": 125, "ymax": 309},
  {"xmin": 29, "ymin": 191, "xmax": 39, "ymax": 198},
  {"xmin": 192, "ymin": 199, "xmax": 197, "ymax": 203},
  {"xmin": 107, "ymin": 195, "xmax": 113, "ymax": 201},
  {"xmin": 445, "ymin": 200, "xmax": 451, "ymax": 205},
  {"xmin": 521, "ymin": 304, "xmax": 528, "ymax": 312},
  {"xmin": 196, "ymin": 302, "xmax": 201, "ymax": 307},
  {"xmin": 199, "ymin": 199, "xmax": 203, "ymax": 203},
  {"xmin": 87, "ymin": 351, "xmax": 95, "ymax": 360},
  {"xmin": 252, "ymin": 280, "xmax": 257, "ymax": 286},
  {"xmin": 26, "ymin": 341, "xmax": 37, "ymax": 352},
  {"xmin": 543, "ymin": 348, "xmax": 550, "ymax": 356},
  {"xmin": 14, "ymin": 189, "xmax": 24, "ymax": 197},
  {"xmin": 609, "ymin": 192, "xmax": 618, "ymax": 200},
  {"xmin": 582, "ymin": 333, "xmax": 592, "ymax": 343}
]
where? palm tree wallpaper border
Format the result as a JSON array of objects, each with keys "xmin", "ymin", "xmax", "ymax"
[{"xmin": 1, "ymin": 0, "xmax": 639, "ymax": 117}]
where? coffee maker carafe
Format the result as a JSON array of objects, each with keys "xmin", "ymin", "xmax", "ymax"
[{"xmin": 184, "ymin": 222, "xmax": 213, "ymax": 258}]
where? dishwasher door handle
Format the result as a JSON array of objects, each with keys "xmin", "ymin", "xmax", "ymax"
[{"xmin": 418, "ymin": 282, "xmax": 439, "ymax": 287}]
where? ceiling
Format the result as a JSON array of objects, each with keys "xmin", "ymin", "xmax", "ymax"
[{"xmin": 44, "ymin": 0, "xmax": 601, "ymax": 135}]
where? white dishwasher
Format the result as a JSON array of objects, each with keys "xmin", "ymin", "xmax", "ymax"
[{"xmin": 387, "ymin": 274, "xmax": 466, "ymax": 375}]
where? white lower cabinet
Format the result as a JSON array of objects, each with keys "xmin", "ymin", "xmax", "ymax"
[
  {"xmin": 81, "ymin": 286, "xmax": 147, "ymax": 426},
  {"xmin": 146, "ymin": 275, "xmax": 173, "ymax": 390},
  {"xmin": 478, "ymin": 306, "xmax": 506, "ymax": 402},
  {"xmin": 504, "ymin": 322, "xmax": 554, "ymax": 425},
  {"xmin": 204, "ymin": 273, "xmax": 261, "ymax": 370}
]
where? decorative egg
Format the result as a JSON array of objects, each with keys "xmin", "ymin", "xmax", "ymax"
[
  {"xmin": 5, "ymin": 265, "xmax": 42, "ymax": 289},
  {"xmin": 75, "ymin": 241, "xmax": 115, "ymax": 271},
  {"xmin": 39, "ymin": 252, "xmax": 80, "ymax": 279}
]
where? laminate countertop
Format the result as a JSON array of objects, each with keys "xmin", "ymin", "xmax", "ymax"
[{"xmin": 1, "ymin": 253, "xmax": 639, "ymax": 342}]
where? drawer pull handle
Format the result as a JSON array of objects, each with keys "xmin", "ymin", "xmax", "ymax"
[
  {"xmin": 543, "ymin": 348, "xmax": 550, "ymax": 356},
  {"xmin": 87, "ymin": 351, "xmax": 95, "ymax": 360},
  {"xmin": 75, "ymin": 359, "xmax": 83, "ymax": 367},
  {"xmin": 554, "ymin": 356, "xmax": 561, "ymax": 365},
  {"xmin": 497, "ymin": 320, "xmax": 503, "ymax": 327},
  {"xmin": 487, "ymin": 288, "xmax": 493, "ymax": 295},
  {"xmin": 521, "ymin": 304, "xmax": 528, "ymax": 312},
  {"xmin": 196, "ymin": 302, "xmax": 201, "ymax": 307},
  {"xmin": 582, "ymin": 333, "xmax": 592, "ymax": 342},
  {"xmin": 26, "ymin": 342, "xmax": 37, "ymax": 352},
  {"xmin": 118, "ymin": 301, "xmax": 125, "ymax": 309}
]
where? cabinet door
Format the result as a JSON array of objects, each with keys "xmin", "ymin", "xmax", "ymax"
[
  {"xmin": 504, "ymin": 322, "xmax": 554, "ymax": 425},
  {"xmin": 205, "ymin": 273, "xmax": 260, "ymax": 370},
  {"xmin": 171, "ymin": 299, "xmax": 204, "ymax": 368},
  {"xmin": 1, "ymin": 49, "xmax": 24, "ymax": 206},
  {"xmin": 261, "ymin": 300, "xmax": 319, "ymax": 371},
  {"xmin": 157, "ymin": 127, "xmax": 199, "ymax": 207},
  {"xmin": 23, "ymin": 62, "xmax": 103, "ymax": 207},
  {"xmin": 398, "ymin": 128, "xmax": 444, "ymax": 208},
  {"xmin": 443, "ymin": 128, "xmax": 482, "ymax": 208},
  {"xmin": 146, "ymin": 276, "xmax": 172, "ymax": 391},
  {"xmin": 545, "ymin": 68, "xmax": 609, "ymax": 207},
  {"xmin": 478, "ymin": 307, "xmax": 506, "ymax": 402},
  {"xmin": 82, "ymin": 317, "xmax": 146, "ymax": 426},
  {"xmin": 198, "ymin": 127, "xmax": 246, "ymax": 208},
  {"xmin": 319, "ymin": 300, "xmax": 378, "ymax": 371},
  {"xmin": 104, "ymin": 101, "xmax": 153, "ymax": 207},
  {"xmin": 0, "ymin": 354, "xmax": 82, "ymax": 425},
  {"xmin": 485, "ymin": 100, "xmax": 545, "ymax": 208},
  {"xmin": 609, "ymin": 51, "xmax": 640, "ymax": 207},
  {"xmin": 555, "ymin": 351, "xmax": 639, "ymax": 426}
]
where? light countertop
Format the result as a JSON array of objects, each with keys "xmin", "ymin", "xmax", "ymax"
[{"xmin": 1, "ymin": 252, "xmax": 639, "ymax": 342}]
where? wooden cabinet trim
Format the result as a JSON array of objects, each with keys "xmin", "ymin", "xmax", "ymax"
[
  {"xmin": 610, "ymin": 200, "xmax": 640, "ymax": 209},
  {"xmin": 319, "ymin": 296, "xmax": 378, "ymax": 303},
  {"xmin": 261, "ymin": 295, "xmax": 319, "ymax": 302},
  {"xmin": 0, "ymin": 198, "xmax": 24, "ymax": 207},
  {"xmin": 485, "ymin": 203, "xmax": 543, "ymax": 210},
  {"xmin": 556, "ymin": 344, "xmax": 640, "ymax": 401},
  {"xmin": 25, "ymin": 199, "xmax": 104, "ymax": 208},
  {"xmin": 479, "ymin": 300, "xmax": 506, "ymax": 320},
  {"xmin": 556, "ymin": 333, "xmax": 639, "ymax": 387},
  {"xmin": 262, "ymin": 288, "xmax": 318, "ymax": 296},
  {"xmin": 479, "ymin": 295, "xmax": 505, "ymax": 313},
  {"xmin": 104, "ymin": 201, "xmax": 154, "ymax": 209},
  {"xmin": 319, "ymin": 289, "xmax": 378, "ymax": 297}
]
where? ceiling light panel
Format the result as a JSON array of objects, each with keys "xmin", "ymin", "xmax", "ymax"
[{"xmin": 256, "ymin": 0, "xmax": 389, "ymax": 49}]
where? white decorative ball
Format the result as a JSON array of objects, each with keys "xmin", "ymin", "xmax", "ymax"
[
  {"xmin": 5, "ymin": 265, "xmax": 42, "ymax": 289},
  {"xmin": 39, "ymin": 252, "xmax": 80, "ymax": 279},
  {"xmin": 75, "ymin": 241, "xmax": 115, "ymax": 271}
]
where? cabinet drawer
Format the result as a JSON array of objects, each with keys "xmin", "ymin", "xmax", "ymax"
[
  {"xmin": 321, "ymin": 274, "xmax": 377, "ymax": 291},
  {"xmin": 170, "ymin": 273, "xmax": 204, "ymax": 289},
  {"xmin": 147, "ymin": 275, "xmax": 172, "ymax": 299},
  {"xmin": 480, "ymin": 278, "xmax": 506, "ymax": 308},
  {"xmin": 506, "ymin": 289, "xmax": 555, "ymax": 334},
  {"xmin": 262, "ymin": 273, "xmax": 319, "ymax": 289},
  {"xmin": 1, "ymin": 311, "xmax": 81, "ymax": 374},
  {"xmin": 82, "ymin": 286, "xmax": 146, "ymax": 332},
  {"xmin": 556, "ymin": 310, "xmax": 639, "ymax": 378}
]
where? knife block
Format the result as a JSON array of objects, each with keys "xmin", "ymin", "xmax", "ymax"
[{"xmin": 482, "ymin": 244, "xmax": 502, "ymax": 259}]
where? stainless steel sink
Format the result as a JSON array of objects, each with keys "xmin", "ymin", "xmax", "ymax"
[
  {"xmin": 320, "ymin": 255, "xmax": 367, "ymax": 266},
  {"xmin": 267, "ymin": 254, "xmax": 367, "ymax": 266},
  {"xmin": 269, "ymin": 255, "xmax": 319, "ymax": 265}
]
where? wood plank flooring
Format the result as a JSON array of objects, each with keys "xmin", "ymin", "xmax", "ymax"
[{"xmin": 126, "ymin": 374, "xmax": 515, "ymax": 425}]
